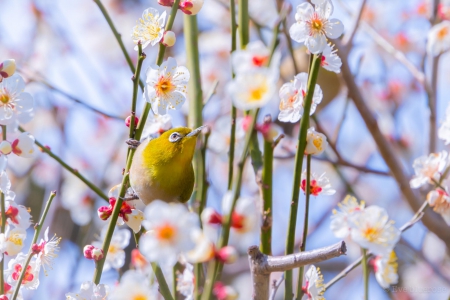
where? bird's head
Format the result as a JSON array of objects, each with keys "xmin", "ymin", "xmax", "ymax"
[{"xmin": 145, "ymin": 126, "xmax": 205, "ymax": 165}]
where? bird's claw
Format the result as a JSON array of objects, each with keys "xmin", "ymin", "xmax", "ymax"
[{"xmin": 126, "ymin": 138, "xmax": 141, "ymax": 149}]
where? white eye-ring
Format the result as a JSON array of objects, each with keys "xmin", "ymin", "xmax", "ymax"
[{"xmin": 169, "ymin": 132, "xmax": 182, "ymax": 143}]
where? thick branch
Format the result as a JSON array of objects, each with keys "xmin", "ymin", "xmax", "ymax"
[{"xmin": 248, "ymin": 242, "xmax": 346, "ymax": 300}]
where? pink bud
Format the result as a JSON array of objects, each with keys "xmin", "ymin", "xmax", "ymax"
[
  {"xmin": 125, "ymin": 116, "xmax": 139, "ymax": 128},
  {"xmin": 158, "ymin": 0, "xmax": 175, "ymax": 7},
  {"xmin": 0, "ymin": 59, "xmax": 16, "ymax": 82},
  {"xmin": 92, "ymin": 248, "xmax": 104, "ymax": 261},
  {"xmin": 31, "ymin": 243, "xmax": 43, "ymax": 255},
  {"xmin": 97, "ymin": 205, "xmax": 113, "ymax": 221},
  {"xmin": 215, "ymin": 246, "xmax": 238, "ymax": 264},
  {"xmin": 179, "ymin": 0, "xmax": 204, "ymax": 15},
  {"xmin": 83, "ymin": 245, "xmax": 95, "ymax": 259},
  {"xmin": 242, "ymin": 115, "xmax": 253, "ymax": 132},
  {"xmin": 202, "ymin": 208, "xmax": 223, "ymax": 225},
  {"xmin": 0, "ymin": 295, "xmax": 9, "ymax": 300}
]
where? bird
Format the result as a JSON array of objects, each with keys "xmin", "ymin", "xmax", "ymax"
[{"xmin": 129, "ymin": 126, "xmax": 205, "ymax": 205}]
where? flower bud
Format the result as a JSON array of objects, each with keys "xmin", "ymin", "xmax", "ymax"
[
  {"xmin": 125, "ymin": 116, "xmax": 139, "ymax": 128},
  {"xmin": 31, "ymin": 243, "xmax": 43, "ymax": 255},
  {"xmin": 0, "ymin": 59, "xmax": 16, "ymax": 82},
  {"xmin": 97, "ymin": 206, "xmax": 112, "ymax": 220},
  {"xmin": 158, "ymin": 0, "xmax": 174, "ymax": 7},
  {"xmin": 92, "ymin": 248, "xmax": 104, "ymax": 261},
  {"xmin": 162, "ymin": 31, "xmax": 176, "ymax": 47},
  {"xmin": 83, "ymin": 245, "xmax": 95, "ymax": 259},
  {"xmin": 179, "ymin": 0, "xmax": 204, "ymax": 15},
  {"xmin": 215, "ymin": 246, "xmax": 238, "ymax": 264},
  {"xmin": 0, "ymin": 295, "xmax": 8, "ymax": 300},
  {"xmin": 0, "ymin": 141, "xmax": 12, "ymax": 155},
  {"xmin": 213, "ymin": 282, "xmax": 239, "ymax": 300},
  {"xmin": 305, "ymin": 127, "xmax": 327, "ymax": 155}
]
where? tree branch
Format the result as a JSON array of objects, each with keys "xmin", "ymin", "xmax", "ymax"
[{"xmin": 248, "ymin": 242, "xmax": 346, "ymax": 300}]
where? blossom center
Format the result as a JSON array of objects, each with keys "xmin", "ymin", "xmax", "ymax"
[
  {"xmin": 12, "ymin": 264, "xmax": 34, "ymax": 284},
  {"xmin": 109, "ymin": 245, "xmax": 118, "ymax": 254},
  {"xmin": 5, "ymin": 206, "xmax": 19, "ymax": 224},
  {"xmin": 156, "ymin": 223, "xmax": 177, "ymax": 241},
  {"xmin": 362, "ymin": 226, "xmax": 381, "ymax": 242},
  {"xmin": 231, "ymin": 212, "xmax": 245, "ymax": 231},
  {"xmin": 8, "ymin": 233, "xmax": 23, "ymax": 246},
  {"xmin": 155, "ymin": 76, "xmax": 175, "ymax": 96},
  {"xmin": 307, "ymin": 13, "xmax": 326, "ymax": 36},
  {"xmin": 0, "ymin": 93, "xmax": 10, "ymax": 104},
  {"xmin": 437, "ymin": 26, "xmax": 449, "ymax": 40},
  {"xmin": 312, "ymin": 137, "xmax": 323, "ymax": 150},
  {"xmin": 133, "ymin": 294, "xmax": 147, "ymax": 300},
  {"xmin": 142, "ymin": 13, "xmax": 161, "ymax": 40},
  {"xmin": 249, "ymin": 84, "xmax": 268, "ymax": 102}
]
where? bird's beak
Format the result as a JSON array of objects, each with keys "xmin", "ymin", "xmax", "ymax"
[{"xmin": 186, "ymin": 125, "xmax": 206, "ymax": 137}]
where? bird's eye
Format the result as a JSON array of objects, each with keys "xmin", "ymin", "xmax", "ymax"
[{"xmin": 169, "ymin": 132, "xmax": 182, "ymax": 143}]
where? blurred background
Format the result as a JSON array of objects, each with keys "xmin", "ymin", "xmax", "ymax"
[{"xmin": 1, "ymin": 0, "xmax": 450, "ymax": 299}]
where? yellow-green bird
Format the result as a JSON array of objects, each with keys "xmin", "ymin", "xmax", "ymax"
[{"xmin": 129, "ymin": 126, "xmax": 204, "ymax": 205}]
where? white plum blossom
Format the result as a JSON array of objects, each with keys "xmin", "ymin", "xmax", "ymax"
[
  {"xmin": 289, "ymin": 1, "xmax": 344, "ymax": 54},
  {"xmin": 305, "ymin": 127, "xmax": 328, "ymax": 155},
  {"xmin": 330, "ymin": 195, "xmax": 365, "ymax": 238},
  {"xmin": 350, "ymin": 206, "xmax": 400, "ymax": 256},
  {"xmin": 300, "ymin": 170, "xmax": 336, "ymax": 196},
  {"xmin": 92, "ymin": 227, "xmax": 130, "ymax": 271},
  {"xmin": 140, "ymin": 200, "xmax": 199, "ymax": 267},
  {"xmin": 186, "ymin": 230, "xmax": 215, "ymax": 263},
  {"xmin": 0, "ymin": 226, "xmax": 27, "ymax": 256},
  {"xmin": 303, "ymin": 265, "xmax": 325, "ymax": 300},
  {"xmin": 278, "ymin": 73, "xmax": 323, "ymax": 123},
  {"xmin": 131, "ymin": 7, "xmax": 166, "ymax": 50},
  {"xmin": 11, "ymin": 132, "xmax": 37, "ymax": 158},
  {"xmin": 410, "ymin": 151, "xmax": 448, "ymax": 188},
  {"xmin": 161, "ymin": 30, "xmax": 176, "ymax": 47},
  {"xmin": 0, "ymin": 59, "xmax": 16, "ymax": 82},
  {"xmin": 227, "ymin": 69, "xmax": 277, "ymax": 111},
  {"xmin": 426, "ymin": 188, "xmax": 450, "ymax": 225},
  {"xmin": 110, "ymin": 270, "xmax": 159, "ymax": 300},
  {"xmin": 426, "ymin": 21, "xmax": 450, "ymax": 56},
  {"xmin": 142, "ymin": 113, "xmax": 172, "ymax": 139},
  {"xmin": 373, "ymin": 251, "xmax": 399, "ymax": 289},
  {"xmin": 33, "ymin": 227, "xmax": 61, "ymax": 274},
  {"xmin": 0, "ymin": 74, "xmax": 34, "ymax": 126},
  {"xmin": 6, "ymin": 252, "xmax": 40, "ymax": 290},
  {"xmin": 65, "ymin": 281, "xmax": 110, "ymax": 300},
  {"xmin": 321, "ymin": 43, "xmax": 341, "ymax": 73},
  {"xmin": 177, "ymin": 263, "xmax": 195, "ymax": 299},
  {"xmin": 144, "ymin": 57, "xmax": 190, "ymax": 115},
  {"xmin": 231, "ymin": 40, "xmax": 280, "ymax": 74},
  {"xmin": 3, "ymin": 200, "xmax": 32, "ymax": 230}
]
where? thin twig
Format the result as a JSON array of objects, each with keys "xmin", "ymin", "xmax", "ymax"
[{"xmin": 269, "ymin": 274, "xmax": 285, "ymax": 300}]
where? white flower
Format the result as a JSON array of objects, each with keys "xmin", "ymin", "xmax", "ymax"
[
  {"xmin": 427, "ymin": 188, "xmax": 450, "ymax": 225},
  {"xmin": 0, "ymin": 59, "xmax": 16, "ymax": 82},
  {"xmin": 141, "ymin": 113, "xmax": 172, "ymax": 139},
  {"xmin": 330, "ymin": 195, "xmax": 365, "ymax": 238},
  {"xmin": 439, "ymin": 104, "xmax": 450, "ymax": 144},
  {"xmin": 106, "ymin": 184, "xmax": 144, "ymax": 233},
  {"xmin": 177, "ymin": 263, "xmax": 194, "ymax": 300},
  {"xmin": 33, "ymin": 227, "xmax": 61, "ymax": 274},
  {"xmin": 109, "ymin": 270, "xmax": 159, "ymax": 300},
  {"xmin": 227, "ymin": 69, "xmax": 277, "ymax": 110},
  {"xmin": 92, "ymin": 227, "xmax": 130, "ymax": 271},
  {"xmin": 278, "ymin": 73, "xmax": 323, "ymax": 123},
  {"xmin": 373, "ymin": 251, "xmax": 398, "ymax": 289},
  {"xmin": 289, "ymin": 1, "xmax": 344, "ymax": 54},
  {"xmin": 1, "ymin": 226, "xmax": 27, "ymax": 256},
  {"xmin": 65, "ymin": 281, "xmax": 109, "ymax": 300},
  {"xmin": 140, "ymin": 200, "xmax": 199, "ymax": 267},
  {"xmin": 179, "ymin": 0, "xmax": 204, "ymax": 15},
  {"xmin": 222, "ymin": 192, "xmax": 261, "ymax": 252},
  {"xmin": 301, "ymin": 170, "xmax": 335, "ymax": 196},
  {"xmin": 321, "ymin": 43, "xmax": 341, "ymax": 73},
  {"xmin": 6, "ymin": 252, "xmax": 40, "ymax": 290},
  {"xmin": 0, "ymin": 172, "xmax": 15, "ymax": 200},
  {"xmin": 350, "ymin": 206, "xmax": 400, "ymax": 256},
  {"xmin": 0, "ymin": 74, "xmax": 34, "ymax": 126},
  {"xmin": 186, "ymin": 230, "xmax": 215, "ymax": 263},
  {"xmin": 410, "ymin": 151, "xmax": 448, "ymax": 188},
  {"xmin": 427, "ymin": 21, "xmax": 450, "ymax": 56},
  {"xmin": 12, "ymin": 132, "xmax": 37, "ymax": 158},
  {"xmin": 305, "ymin": 127, "xmax": 328, "ymax": 155},
  {"xmin": 144, "ymin": 57, "xmax": 190, "ymax": 115},
  {"xmin": 303, "ymin": 265, "xmax": 325, "ymax": 300},
  {"xmin": 231, "ymin": 40, "xmax": 280, "ymax": 74},
  {"xmin": 131, "ymin": 7, "xmax": 166, "ymax": 50},
  {"xmin": 3, "ymin": 200, "xmax": 31, "ymax": 230}
]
